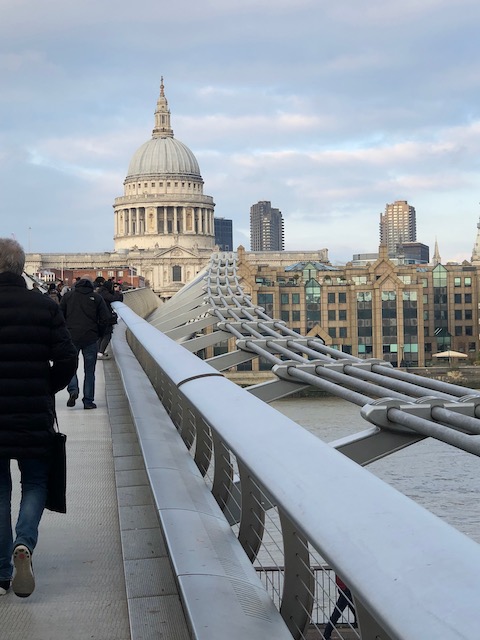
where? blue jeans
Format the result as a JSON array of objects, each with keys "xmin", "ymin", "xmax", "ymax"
[
  {"xmin": 0, "ymin": 458, "xmax": 49, "ymax": 580},
  {"xmin": 68, "ymin": 341, "xmax": 98, "ymax": 405}
]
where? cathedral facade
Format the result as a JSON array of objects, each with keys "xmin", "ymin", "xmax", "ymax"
[{"xmin": 25, "ymin": 80, "xmax": 216, "ymax": 299}]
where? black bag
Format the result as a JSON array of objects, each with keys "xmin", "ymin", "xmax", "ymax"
[{"xmin": 45, "ymin": 426, "xmax": 67, "ymax": 514}]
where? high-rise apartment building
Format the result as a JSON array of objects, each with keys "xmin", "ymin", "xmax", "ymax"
[
  {"xmin": 250, "ymin": 201, "xmax": 284, "ymax": 251},
  {"xmin": 380, "ymin": 200, "xmax": 416, "ymax": 258}
]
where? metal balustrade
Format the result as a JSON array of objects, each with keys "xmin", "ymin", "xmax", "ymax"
[{"xmin": 111, "ymin": 251, "xmax": 480, "ymax": 640}]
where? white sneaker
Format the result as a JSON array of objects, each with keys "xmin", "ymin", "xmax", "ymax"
[
  {"xmin": 12, "ymin": 545, "xmax": 35, "ymax": 598},
  {"xmin": 0, "ymin": 579, "xmax": 10, "ymax": 595},
  {"xmin": 97, "ymin": 352, "xmax": 104, "ymax": 358}
]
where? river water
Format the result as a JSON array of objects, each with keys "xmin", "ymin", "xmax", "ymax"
[{"xmin": 271, "ymin": 395, "xmax": 480, "ymax": 544}]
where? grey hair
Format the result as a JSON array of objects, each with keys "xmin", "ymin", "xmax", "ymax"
[{"xmin": 0, "ymin": 238, "xmax": 26, "ymax": 275}]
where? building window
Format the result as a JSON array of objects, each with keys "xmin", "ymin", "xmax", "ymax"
[
  {"xmin": 357, "ymin": 291, "xmax": 372, "ymax": 302},
  {"xmin": 292, "ymin": 310, "xmax": 300, "ymax": 321},
  {"xmin": 455, "ymin": 326, "xmax": 462, "ymax": 336},
  {"xmin": 465, "ymin": 309, "xmax": 473, "ymax": 320},
  {"xmin": 465, "ymin": 294, "xmax": 472, "ymax": 303},
  {"xmin": 108, "ymin": 271, "xmax": 114, "ymax": 277},
  {"xmin": 305, "ymin": 279, "xmax": 321, "ymax": 303},
  {"xmin": 466, "ymin": 326, "xmax": 473, "ymax": 336},
  {"xmin": 339, "ymin": 310, "xmax": 347, "ymax": 321},
  {"xmin": 327, "ymin": 293, "xmax": 335, "ymax": 303},
  {"xmin": 328, "ymin": 310, "xmax": 336, "ymax": 321},
  {"xmin": 281, "ymin": 293, "xmax": 289, "ymax": 305},
  {"xmin": 292, "ymin": 293, "xmax": 300, "ymax": 304},
  {"xmin": 328, "ymin": 327, "xmax": 337, "ymax": 338},
  {"xmin": 454, "ymin": 277, "xmax": 461, "ymax": 287},
  {"xmin": 465, "ymin": 277, "xmax": 472, "ymax": 287},
  {"xmin": 338, "ymin": 292, "xmax": 346, "ymax": 304},
  {"xmin": 454, "ymin": 293, "xmax": 462, "ymax": 304},
  {"xmin": 455, "ymin": 310, "xmax": 462, "ymax": 320},
  {"xmin": 339, "ymin": 327, "xmax": 347, "ymax": 338},
  {"xmin": 281, "ymin": 310, "xmax": 290, "ymax": 322},
  {"xmin": 172, "ymin": 265, "xmax": 182, "ymax": 282}
]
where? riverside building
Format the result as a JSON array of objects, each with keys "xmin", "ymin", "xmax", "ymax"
[{"xmin": 232, "ymin": 245, "xmax": 479, "ymax": 369}]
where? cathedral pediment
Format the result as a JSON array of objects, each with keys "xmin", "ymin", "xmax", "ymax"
[{"xmin": 152, "ymin": 244, "xmax": 204, "ymax": 259}]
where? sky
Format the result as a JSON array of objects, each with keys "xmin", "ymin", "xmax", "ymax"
[{"xmin": 2, "ymin": 0, "xmax": 480, "ymax": 264}]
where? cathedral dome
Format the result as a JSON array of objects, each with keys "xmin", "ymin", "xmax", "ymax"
[{"xmin": 127, "ymin": 136, "xmax": 200, "ymax": 179}]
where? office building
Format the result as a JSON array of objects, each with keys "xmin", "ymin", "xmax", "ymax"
[
  {"xmin": 234, "ymin": 245, "xmax": 479, "ymax": 369},
  {"xmin": 250, "ymin": 201, "xmax": 284, "ymax": 251},
  {"xmin": 380, "ymin": 200, "xmax": 416, "ymax": 258},
  {"xmin": 214, "ymin": 217, "xmax": 233, "ymax": 251}
]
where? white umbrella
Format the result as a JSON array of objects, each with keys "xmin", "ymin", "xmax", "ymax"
[{"xmin": 432, "ymin": 350, "xmax": 468, "ymax": 359}]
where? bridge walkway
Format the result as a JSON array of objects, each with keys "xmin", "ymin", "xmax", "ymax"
[{"xmin": 1, "ymin": 357, "xmax": 190, "ymax": 640}]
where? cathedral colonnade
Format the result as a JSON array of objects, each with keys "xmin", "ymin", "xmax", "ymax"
[{"xmin": 114, "ymin": 205, "xmax": 214, "ymax": 239}]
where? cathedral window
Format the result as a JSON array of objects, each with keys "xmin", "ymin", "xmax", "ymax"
[{"xmin": 172, "ymin": 265, "xmax": 182, "ymax": 282}]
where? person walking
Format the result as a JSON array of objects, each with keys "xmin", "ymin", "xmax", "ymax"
[
  {"xmin": 45, "ymin": 282, "xmax": 61, "ymax": 303},
  {"xmin": 323, "ymin": 574, "xmax": 357, "ymax": 639},
  {"xmin": 0, "ymin": 238, "xmax": 77, "ymax": 598},
  {"xmin": 97, "ymin": 280, "xmax": 123, "ymax": 358},
  {"xmin": 60, "ymin": 276, "xmax": 110, "ymax": 410}
]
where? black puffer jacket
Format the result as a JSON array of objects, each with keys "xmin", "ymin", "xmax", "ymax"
[
  {"xmin": 60, "ymin": 279, "xmax": 110, "ymax": 346},
  {"xmin": 0, "ymin": 272, "xmax": 78, "ymax": 458}
]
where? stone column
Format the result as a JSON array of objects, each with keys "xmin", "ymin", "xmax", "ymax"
[
  {"xmin": 128, "ymin": 209, "xmax": 133, "ymax": 235},
  {"xmin": 136, "ymin": 209, "xmax": 140, "ymax": 235},
  {"xmin": 173, "ymin": 207, "xmax": 178, "ymax": 234},
  {"xmin": 163, "ymin": 207, "xmax": 167, "ymax": 234}
]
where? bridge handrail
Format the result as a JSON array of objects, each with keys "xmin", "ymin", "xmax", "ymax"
[{"xmin": 113, "ymin": 299, "xmax": 480, "ymax": 640}]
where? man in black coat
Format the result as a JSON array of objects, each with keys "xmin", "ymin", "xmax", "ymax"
[
  {"xmin": 0, "ymin": 238, "xmax": 77, "ymax": 598},
  {"xmin": 60, "ymin": 276, "xmax": 110, "ymax": 409}
]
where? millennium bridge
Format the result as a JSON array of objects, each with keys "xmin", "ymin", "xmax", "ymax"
[{"xmin": 4, "ymin": 252, "xmax": 480, "ymax": 640}]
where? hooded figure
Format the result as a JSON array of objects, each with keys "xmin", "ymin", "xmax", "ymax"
[{"xmin": 60, "ymin": 277, "xmax": 110, "ymax": 409}]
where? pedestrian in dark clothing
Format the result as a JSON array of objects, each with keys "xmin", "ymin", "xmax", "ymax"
[
  {"xmin": 97, "ymin": 280, "xmax": 123, "ymax": 358},
  {"xmin": 93, "ymin": 276, "xmax": 105, "ymax": 291},
  {"xmin": 323, "ymin": 574, "xmax": 357, "ymax": 639},
  {"xmin": 0, "ymin": 238, "xmax": 77, "ymax": 598},
  {"xmin": 45, "ymin": 282, "xmax": 60, "ymax": 304},
  {"xmin": 60, "ymin": 276, "xmax": 110, "ymax": 410}
]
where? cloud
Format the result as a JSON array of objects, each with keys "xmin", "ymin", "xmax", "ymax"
[{"xmin": 1, "ymin": 0, "xmax": 480, "ymax": 264}]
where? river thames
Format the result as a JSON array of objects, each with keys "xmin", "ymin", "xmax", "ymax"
[{"xmin": 271, "ymin": 395, "xmax": 480, "ymax": 544}]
